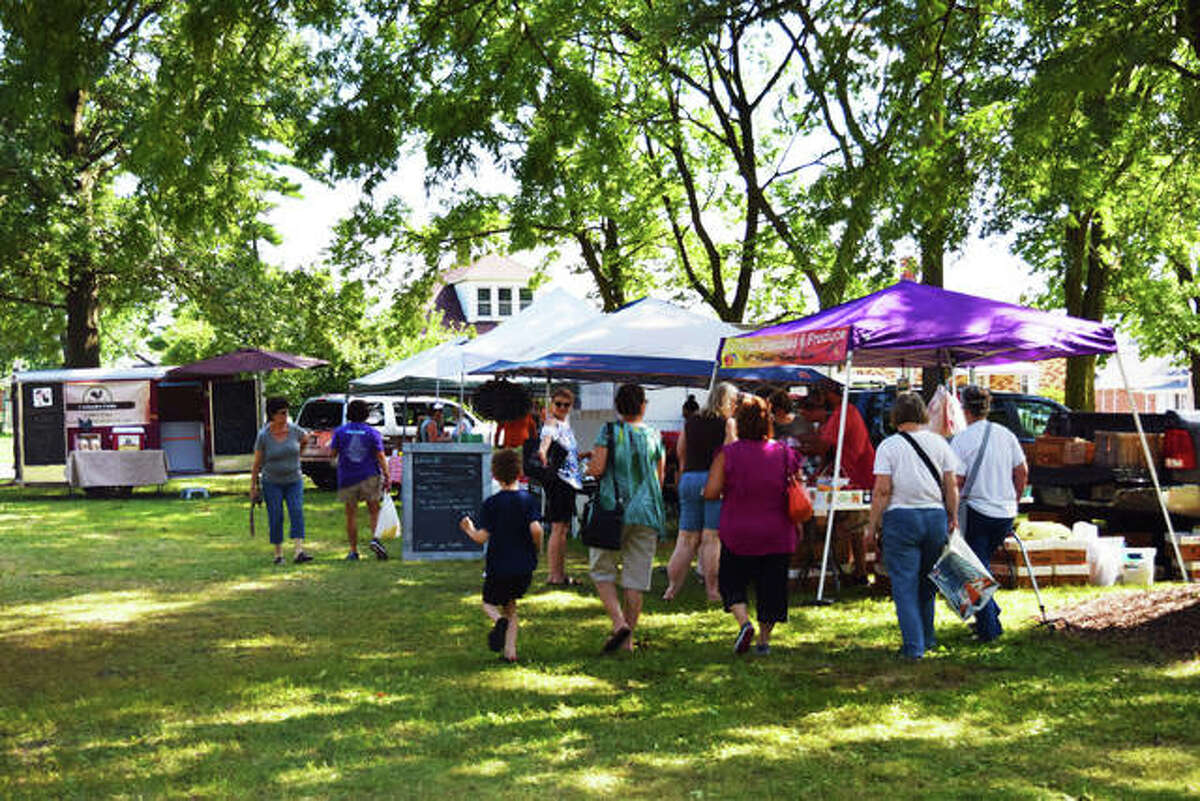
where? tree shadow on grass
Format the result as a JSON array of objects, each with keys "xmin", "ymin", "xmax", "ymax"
[{"xmin": 1, "ymin": 503, "xmax": 1198, "ymax": 799}]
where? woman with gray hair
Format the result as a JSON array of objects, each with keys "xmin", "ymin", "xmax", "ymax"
[
  {"xmin": 663, "ymin": 382, "xmax": 739, "ymax": 601},
  {"xmin": 867, "ymin": 391, "xmax": 960, "ymax": 659}
]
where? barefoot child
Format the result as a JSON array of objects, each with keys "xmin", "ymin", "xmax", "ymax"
[{"xmin": 459, "ymin": 449, "xmax": 544, "ymax": 662}]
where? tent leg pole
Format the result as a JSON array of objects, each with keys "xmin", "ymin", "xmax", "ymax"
[
  {"xmin": 817, "ymin": 351, "xmax": 854, "ymax": 601},
  {"xmin": 1116, "ymin": 351, "xmax": 1188, "ymax": 583}
]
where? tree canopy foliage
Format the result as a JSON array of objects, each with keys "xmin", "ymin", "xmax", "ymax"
[{"xmin": 3, "ymin": 1, "xmax": 1200, "ymax": 408}]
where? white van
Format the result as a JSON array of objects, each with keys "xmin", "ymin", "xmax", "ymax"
[{"xmin": 296, "ymin": 394, "xmax": 490, "ymax": 489}]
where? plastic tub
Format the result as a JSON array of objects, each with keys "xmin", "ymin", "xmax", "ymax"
[{"xmin": 1121, "ymin": 547, "xmax": 1156, "ymax": 587}]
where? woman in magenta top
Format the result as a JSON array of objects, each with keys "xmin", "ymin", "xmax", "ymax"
[{"xmin": 704, "ymin": 396, "xmax": 799, "ymax": 655}]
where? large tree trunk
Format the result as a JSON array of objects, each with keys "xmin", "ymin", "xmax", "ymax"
[
  {"xmin": 65, "ymin": 258, "xmax": 101, "ymax": 367},
  {"xmin": 61, "ymin": 83, "xmax": 103, "ymax": 368},
  {"xmin": 1061, "ymin": 211, "xmax": 1110, "ymax": 409},
  {"xmin": 1191, "ymin": 352, "xmax": 1200, "ymax": 411}
]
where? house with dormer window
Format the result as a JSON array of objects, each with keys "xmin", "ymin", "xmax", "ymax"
[{"xmin": 431, "ymin": 254, "xmax": 536, "ymax": 334}]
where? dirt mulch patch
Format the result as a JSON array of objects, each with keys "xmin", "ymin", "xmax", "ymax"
[{"xmin": 1047, "ymin": 585, "xmax": 1200, "ymax": 662}]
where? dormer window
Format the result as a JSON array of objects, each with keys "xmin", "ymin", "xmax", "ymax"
[
  {"xmin": 498, "ymin": 287, "xmax": 513, "ymax": 316},
  {"xmin": 477, "ymin": 287, "xmax": 492, "ymax": 317},
  {"xmin": 519, "ymin": 288, "xmax": 533, "ymax": 310}
]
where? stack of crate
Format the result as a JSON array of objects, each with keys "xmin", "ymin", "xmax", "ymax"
[
  {"xmin": 991, "ymin": 537, "xmax": 1089, "ymax": 587},
  {"xmin": 1176, "ymin": 532, "xmax": 1200, "ymax": 581}
]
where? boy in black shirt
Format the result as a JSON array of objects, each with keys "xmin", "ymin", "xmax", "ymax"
[{"xmin": 460, "ymin": 449, "xmax": 544, "ymax": 662}]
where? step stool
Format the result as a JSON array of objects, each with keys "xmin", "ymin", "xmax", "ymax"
[{"xmin": 180, "ymin": 487, "xmax": 210, "ymax": 500}]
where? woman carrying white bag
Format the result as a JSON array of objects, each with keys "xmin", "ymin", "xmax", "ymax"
[{"xmin": 868, "ymin": 392, "xmax": 961, "ymax": 660}]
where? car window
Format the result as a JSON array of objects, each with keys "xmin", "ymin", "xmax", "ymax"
[
  {"xmin": 1012, "ymin": 399, "xmax": 1058, "ymax": 439},
  {"xmin": 364, "ymin": 402, "xmax": 385, "ymax": 427},
  {"xmin": 297, "ymin": 400, "xmax": 343, "ymax": 429}
]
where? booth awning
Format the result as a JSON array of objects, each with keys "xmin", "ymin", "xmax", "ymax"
[{"xmin": 720, "ymin": 281, "xmax": 1117, "ymax": 374}]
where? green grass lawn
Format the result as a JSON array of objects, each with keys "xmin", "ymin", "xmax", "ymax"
[{"xmin": 1, "ymin": 479, "xmax": 1197, "ymax": 800}]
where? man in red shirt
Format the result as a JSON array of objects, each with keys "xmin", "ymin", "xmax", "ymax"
[{"xmin": 816, "ymin": 383, "xmax": 875, "ymax": 489}]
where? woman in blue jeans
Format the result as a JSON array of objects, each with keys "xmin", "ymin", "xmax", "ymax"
[
  {"xmin": 251, "ymin": 396, "xmax": 314, "ymax": 565},
  {"xmin": 867, "ymin": 392, "xmax": 960, "ymax": 659}
]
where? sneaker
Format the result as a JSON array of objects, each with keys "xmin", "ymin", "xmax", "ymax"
[
  {"xmin": 369, "ymin": 538, "xmax": 389, "ymax": 560},
  {"xmin": 734, "ymin": 622, "xmax": 755, "ymax": 655},
  {"xmin": 293, "ymin": 551, "xmax": 313, "ymax": 564},
  {"xmin": 273, "ymin": 556, "xmax": 285, "ymax": 566},
  {"xmin": 344, "ymin": 551, "xmax": 360, "ymax": 561},
  {"xmin": 488, "ymin": 618, "xmax": 509, "ymax": 652},
  {"xmin": 754, "ymin": 643, "xmax": 771, "ymax": 655}
]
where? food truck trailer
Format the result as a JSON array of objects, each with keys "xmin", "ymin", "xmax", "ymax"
[{"xmin": 10, "ymin": 366, "xmax": 261, "ymax": 487}]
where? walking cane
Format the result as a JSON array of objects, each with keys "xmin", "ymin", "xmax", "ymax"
[{"xmin": 1009, "ymin": 531, "xmax": 1051, "ymax": 626}]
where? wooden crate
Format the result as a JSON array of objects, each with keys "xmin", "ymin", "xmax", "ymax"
[
  {"xmin": 1173, "ymin": 535, "xmax": 1200, "ymax": 562},
  {"xmin": 1014, "ymin": 565, "xmax": 1052, "ymax": 588},
  {"xmin": 1095, "ymin": 431, "xmax": 1163, "ymax": 468},
  {"xmin": 1034, "ymin": 436, "xmax": 1070, "ymax": 467},
  {"xmin": 1053, "ymin": 564, "xmax": 1090, "ymax": 586}
]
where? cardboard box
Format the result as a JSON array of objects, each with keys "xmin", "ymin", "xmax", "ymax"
[{"xmin": 1095, "ymin": 431, "xmax": 1163, "ymax": 468}]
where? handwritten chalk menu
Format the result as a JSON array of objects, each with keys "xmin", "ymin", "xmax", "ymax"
[{"xmin": 401, "ymin": 443, "xmax": 492, "ymax": 561}]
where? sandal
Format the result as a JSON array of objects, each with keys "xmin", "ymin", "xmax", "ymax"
[{"xmin": 546, "ymin": 576, "xmax": 580, "ymax": 587}]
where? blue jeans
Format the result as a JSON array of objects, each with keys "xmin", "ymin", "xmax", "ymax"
[
  {"xmin": 881, "ymin": 507, "xmax": 948, "ymax": 658},
  {"xmin": 262, "ymin": 479, "xmax": 305, "ymax": 545},
  {"xmin": 962, "ymin": 505, "xmax": 1013, "ymax": 641}
]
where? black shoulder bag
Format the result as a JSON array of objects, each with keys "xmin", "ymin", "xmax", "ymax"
[{"xmin": 579, "ymin": 422, "xmax": 625, "ymax": 550}]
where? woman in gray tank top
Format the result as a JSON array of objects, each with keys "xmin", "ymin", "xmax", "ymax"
[{"xmin": 251, "ymin": 396, "xmax": 314, "ymax": 565}]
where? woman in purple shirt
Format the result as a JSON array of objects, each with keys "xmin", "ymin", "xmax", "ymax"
[{"xmin": 704, "ymin": 396, "xmax": 799, "ymax": 655}]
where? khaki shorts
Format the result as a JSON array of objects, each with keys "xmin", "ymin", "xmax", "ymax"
[
  {"xmin": 338, "ymin": 474, "xmax": 382, "ymax": 504},
  {"xmin": 589, "ymin": 524, "xmax": 658, "ymax": 591}
]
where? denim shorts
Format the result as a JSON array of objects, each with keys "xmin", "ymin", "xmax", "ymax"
[{"xmin": 677, "ymin": 470, "xmax": 721, "ymax": 531}]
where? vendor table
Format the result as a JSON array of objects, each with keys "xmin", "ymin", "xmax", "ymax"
[{"xmin": 66, "ymin": 450, "xmax": 169, "ymax": 489}]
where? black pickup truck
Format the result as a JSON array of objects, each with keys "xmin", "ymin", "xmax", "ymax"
[
  {"xmin": 851, "ymin": 388, "xmax": 1067, "ymax": 446},
  {"xmin": 1030, "ymin": 410, "xmax": 1200, "ymax": 572}
]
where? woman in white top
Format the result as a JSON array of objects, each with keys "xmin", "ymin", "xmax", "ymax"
[{"xmin": 867, "ymin": 392, "xmax": 961, "ymax": 659}]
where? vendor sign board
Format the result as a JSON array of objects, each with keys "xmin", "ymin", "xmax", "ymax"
[
  {"xmin": 65, "ymin": 381, "xmax": 151, "ymax": 427},
  {"xmin": 720, "ymin": 326, "xmax": 850, "ymax": 369}
]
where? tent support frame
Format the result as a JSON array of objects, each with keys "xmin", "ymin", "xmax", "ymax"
[
  {"xmin": 816, "ymin": 351, "xmax": 854, "ymax": 601},
  {"xmin": 1116, "ymin": 352, "xmax": 1189, "ymax": 582}
]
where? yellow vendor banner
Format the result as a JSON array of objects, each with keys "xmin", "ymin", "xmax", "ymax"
[
  {"xmin": 65, "ymin": 380, "xmax": 152, "ymax": 427},
  {"xmin": 720, "ymin": 326, "xmax": 850, "ymax": 368}
]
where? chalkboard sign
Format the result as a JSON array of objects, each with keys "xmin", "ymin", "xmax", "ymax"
[{"xmin": 401, "ymin": 443, "xmax": 492, "ymax": 560}]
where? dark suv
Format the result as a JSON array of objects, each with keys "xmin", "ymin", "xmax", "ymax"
[{"xmin": 849, "ymin": 388, "xmax": 1068, "ymax": 446}]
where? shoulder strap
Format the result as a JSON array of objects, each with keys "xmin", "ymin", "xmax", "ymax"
[
  {"xmin": 961, "ymin": 422, "xmax": 993, "ymax": 500},
  {"xmin": 605, "ymin": 422, "xmax": 622, "ymax": 507},
  {"xmin": 899, "ymin": 431, "xmax": 944, "ymax": 498}
]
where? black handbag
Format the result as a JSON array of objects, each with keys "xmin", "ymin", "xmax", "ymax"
[{"xmin": 579, "ymin": 423, "xmax": 625, "ymax": 550}]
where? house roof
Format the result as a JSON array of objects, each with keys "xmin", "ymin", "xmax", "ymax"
[{"xmin": 441, "ymin": 254, "xmax": 533, "ymax": 284}]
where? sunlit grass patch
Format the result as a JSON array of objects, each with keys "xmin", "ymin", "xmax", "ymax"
[{"xmin": 0, "ymin": 483, "xmax": 1197, "ymax": 799}]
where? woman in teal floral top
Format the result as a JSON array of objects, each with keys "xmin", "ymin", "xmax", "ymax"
[{"xmin": 585, "ymin": 383, "xmax": 665, "ymax": 653}]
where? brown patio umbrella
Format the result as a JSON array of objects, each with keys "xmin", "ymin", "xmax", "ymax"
[{"xmin": 166, "ymin": 348, "xmax": 329, "ymax": 377}]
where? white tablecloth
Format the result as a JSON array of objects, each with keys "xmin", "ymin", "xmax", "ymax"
[{"xmin": 66, "ymin": 450, "xmax": 169, "ymax": 488}]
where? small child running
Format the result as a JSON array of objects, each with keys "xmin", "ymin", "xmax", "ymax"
[{"xmin": 459, "ymin": 449, "xmax": 544, "ymax": 663}]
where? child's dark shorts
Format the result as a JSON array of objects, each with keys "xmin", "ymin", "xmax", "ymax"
[{"xmin": 483, "ymin": 572, "xmax": 533, "ymax": 606}]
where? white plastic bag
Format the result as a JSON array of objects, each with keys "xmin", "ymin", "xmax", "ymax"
[
  {"xmin": 928, "ymin": 530, "xmax": 999, "ymax": 621},
  {"xmin": 924, "ymin": 386, "xmax": 967, "ymax": 438},
  {"xmin": 374, "ymin": 493, "xmax": 400, "ymax": 540},
  {"xmin": 1087, "ymin": 536, "xmax": 1124, "ymax": 586}
]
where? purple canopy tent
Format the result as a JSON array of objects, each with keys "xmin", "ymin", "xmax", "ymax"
[{"xmin": 716, "ymin": 281, "xmax": 1187, "ymax": 598}]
